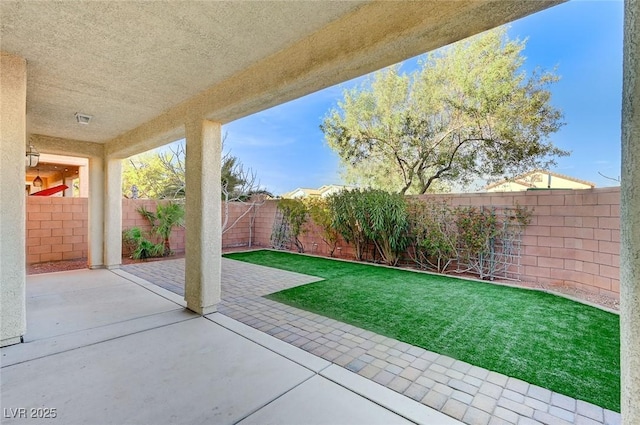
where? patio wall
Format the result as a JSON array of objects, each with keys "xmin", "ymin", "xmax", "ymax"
[
  {"xmin": 26, "ymin": 188, "xmax": 621, "ymax": 298},
  {"xmin": 26, "ymin": 198, "xmax": 273, "ymax": 264},
  {"xmin": 416, "ymin": 187, "xmax": 621, "ymax": 298},
  {"xmin": 254, "ymin": 188, "xmax": 621, "ymax": 298},
  {"xmin": 122, "ymin": 199, "xmax": 275, "ymax": 253},
  {"xmin": 26, "ymin": 197, "xmax": 89, "ymax": 264}
]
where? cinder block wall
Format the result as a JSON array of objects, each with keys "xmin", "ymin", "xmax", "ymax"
[
  {"xmin": 122, "ymin": 199, "xmax": 185, "ymax": 254},
  {"xmin": 26, "ymin": 197, "xmax": 88, "ymax": 263},
  {"xmin": 249, "ymin": 200, "xmax": 278, "ymax": 248},
  {"xmin": 285, "ymin": 188, "xmax": 620, "ymax": 297},
  {"xmin": 413, "ymin": 188, "xmax": 620, "ymax": 298},
  {"xmin": 26, "ymin": 188, "xmax": 621, "ymax": 298},
  {"xmin": 222, "ymin": 201, "xmax": 274, "ymax": 249},
  {"xmin": 26, "ymin": 198, "xmax": 276, "ymax": 263}
]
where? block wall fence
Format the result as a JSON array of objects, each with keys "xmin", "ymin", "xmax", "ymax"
[{"xmin": 25, "ymin": 187, "xmax": 620, "ymax": 298}]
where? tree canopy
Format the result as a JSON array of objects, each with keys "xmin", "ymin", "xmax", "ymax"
[
  {"xmin": 122, "ymin": 137, "xmax": 263, "ymax": 200},
  {"xmin": 321, "ymin": 27, "xmax": 568, "ymax": 194}
]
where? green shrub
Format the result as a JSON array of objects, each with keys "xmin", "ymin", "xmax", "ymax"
[
  {"xmin": 327, "ymin": 189, "xmax": 371, "ymax": 261},
  {"xmin": 359, "ymin": 189, "xmax": 409, "ymax": 266},
  {"xmin": 137, "ymin": 201, "xmax": 184, "ymax": 256},
  {"xmin": 407, "ymin": 200, "xmax": 457, "ymax": 272},
  {"xmin": 329, "ymin": 189, "xmax": 408, "ymax": 265},
  {"xmin": 305, "ymin": 198, "xmax": 340, "ymax": 256},
  {"xmin": 273, "ymin": 198, "xmax": 308, "ymax": 253},
  {"xmin": 122, "ymin": 227, "xmax": 165, "ymax": 260}
]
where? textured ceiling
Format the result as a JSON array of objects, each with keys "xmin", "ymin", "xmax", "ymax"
[
  {"xmin": 1, "ymin": 1, "xmax": 562, "ymax": 153},
  {"xmin": 1, "ymin": 1, "xmax": 365, "ymax": 143}
]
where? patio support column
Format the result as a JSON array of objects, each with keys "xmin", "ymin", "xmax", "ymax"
[
  {"xmin": 0, "ymin": 53, "xmax": 27, "ymax": 347},
  {"xmin": 87, "ymin": 156, "xmax": 104, "ymax": 269},
  {"xmin": 104, "ymin": 158, "xmax": 122, "ymax": 268},
  {"xmin": 79, "ymin": 163, "xmax": 89, "ymax": 197},
  {"xmin": 621, "ymin": 1, "xmax": 640, "ymax": 423},
  {"xmin": 184, "ymin": 119, "xmax": 221, "ymax": 314}
]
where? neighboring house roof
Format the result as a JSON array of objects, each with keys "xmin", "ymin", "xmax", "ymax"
[
  {"xmin": 280, "ymin": 184, "xmax": 351, "ymax": 199},
  {"xmin": 485, "ymin": 170, "xmax": 596, "ymax": 192}
]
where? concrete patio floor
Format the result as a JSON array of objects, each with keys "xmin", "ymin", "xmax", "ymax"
[
  {"xmin": 1, "ymin": 268, "xmax": 460, "ymax": 425},
  {"xmin": 120, "ymin": 256, "xmax": 621, "ymax": 425}
]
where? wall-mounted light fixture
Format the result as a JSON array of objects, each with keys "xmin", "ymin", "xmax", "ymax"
[{"xmin": 25, "ymin": 145, "xmax": 40, "ymax": 167}]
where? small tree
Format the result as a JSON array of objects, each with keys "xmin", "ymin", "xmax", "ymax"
[
  {"xmin": 137, "ymin": 201, "xmax": 185, "ymax": 256},
  {"xmin": 358, "ymin": 189, "xmax": 409, "ymax": 266},
  {"xmin": 275, "ymin": 199, "xmax": 308, "ymax": 253},
  {"xmin": 305, "ymin": 198, "xmax": 340, "ymax": 257},
  {"xmin": 328, "ymin": 189, "xmax": 370, "ymax": 261},
  {"xmin": 407, "ymin": 200, "xmax": 457, "ymax": 272}
]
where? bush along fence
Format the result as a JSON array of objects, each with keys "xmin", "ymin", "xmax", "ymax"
[
  {"xmin": 26, "ymin": 187, "xmax": 620, "ymax": 298},
  {"xmin": 265, "ymin": 187, "xmax": 620, "ymax": 299},
  {"xmin": 268, "ymin": 189, "xmax": 532, "ymax": 280}
]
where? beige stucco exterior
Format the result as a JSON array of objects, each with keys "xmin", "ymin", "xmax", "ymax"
[
  {"xmin": 486, "ymin": 170, "xmax": 596, "ymax": 192},
  {"xmin": 621, "ymin": 0, "xmax": 640, "ymax": 422},
  {"xmin": 1, "ymin": 53, "xmax": 27, "ymax": 346},
  {"xmin": 4, "ymin": 2, "xmax": 640, "ymax": 422},
  {"xmin": 281, "ymin": 185, "xmax": 352, "ymax": 199}
]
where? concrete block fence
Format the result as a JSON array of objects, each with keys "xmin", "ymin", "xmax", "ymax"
[
  {"xmin": 26, "ymin": 196, "xmax": 89, "ymax": 264},
  {"xmin": 26, "ymin": 187, "xmax": 621, "ymax": 299}
]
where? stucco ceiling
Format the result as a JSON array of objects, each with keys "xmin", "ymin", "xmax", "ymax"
[
  {"xmin": 1, "ymin": 1, "xmax": 562, "ymax": 154},
  {"xmin": 2, "ymin": 1, "xmax": 365, "ymax": 143}
]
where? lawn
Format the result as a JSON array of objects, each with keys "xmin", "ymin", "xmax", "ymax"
[{"xmin": 224, "ymin": 250, "xmax": 620, "ymax": 412}]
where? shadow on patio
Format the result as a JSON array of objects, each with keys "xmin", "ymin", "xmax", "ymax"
[{"xmin": 0, "ymin": 265, "xmax": 458, "ymax": 425}]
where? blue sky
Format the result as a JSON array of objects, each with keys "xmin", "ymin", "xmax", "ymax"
[{"xmin": 222, "ymin": 0, "xmax": 624, "ymax": 196}]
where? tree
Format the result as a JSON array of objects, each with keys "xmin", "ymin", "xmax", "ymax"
[
  {"xmin": 122, "ymin": 153, "xmax": 182, "ymax": 199},
  {"xmin": 305, "ymin": 198, "xmax": 340, "ymax": 257},
  {"xmin": 328, "ymin": 189, "xmax": 371, "ymax": 261},
  {"xmin": 321, "ymin": 27, "xmax": 568, "ymax": 195},
  {"xmin": 328, "ymin": 188, "xmax": 409, "ymax": 265},
  {"xmin": 122, "ymin": 135, "xmax": 263, "ymax": 201},
  {"xmin": 137, "ymin": 202, "xmax": 185, "ymax": 256}
]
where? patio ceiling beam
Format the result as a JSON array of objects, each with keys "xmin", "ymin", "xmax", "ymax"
[
  {"xmin": 29, "ymin": 134, "xmax": 104, "ymax": 159},
  {"xmin": 105, "ymin": 0, "xmax": 563, "ymax": 159}
]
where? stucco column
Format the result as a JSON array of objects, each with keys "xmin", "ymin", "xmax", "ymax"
[
  {"xmin": 87, "ymin": 156, "xmax": 104, "ymax": 269},
  {"xmin": 63, "ymin": 175, "xmax": 73, "ymax": 197},
  {"xmin": 621, "ymin": 1, "xmax": 640, "ymax": 423},
  {"xmin": 0, "ymin": 53, "xmax": 27, "ymax": 347},
  {"xmin": 104, "ymin": 158, "xmax": 122, "ymax": 268},
  {"xmin": 79, "ymin": 163, "xmax": 89, "ymax": 197},
  {"xmin": 184, "ymin": 119, "xmax": 221, "ymax": 314}
]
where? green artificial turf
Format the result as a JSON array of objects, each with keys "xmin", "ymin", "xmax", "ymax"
[{"xmin": 225, "ymin": 250, "xmax": 620, "ymax": 412}]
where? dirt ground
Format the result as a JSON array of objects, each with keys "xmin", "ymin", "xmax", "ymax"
[
  {"xmin": 27, "ymin": 252, "xmax": 619, "ymax": 312},
  {"xmin": 26, "ymin": 253, "xmax": 185, "ymax": 275}
]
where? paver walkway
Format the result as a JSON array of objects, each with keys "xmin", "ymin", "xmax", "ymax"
[{"xmin": 122, "ymin": 257, "xmax": 620, "ymax": 425}]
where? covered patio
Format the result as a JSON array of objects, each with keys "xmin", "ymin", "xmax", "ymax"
[
  {"xmin": 3, "ymin": 265, "xmax": 457, "ymax": 424},
  {"xmin": 1, "ymin": 1, "xmax": 639, "ymax": 423}
]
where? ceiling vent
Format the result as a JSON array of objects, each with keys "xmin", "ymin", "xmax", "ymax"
[{"xmin": 75, "ymin": 112, "xmax": 92, "ymax": 125}]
